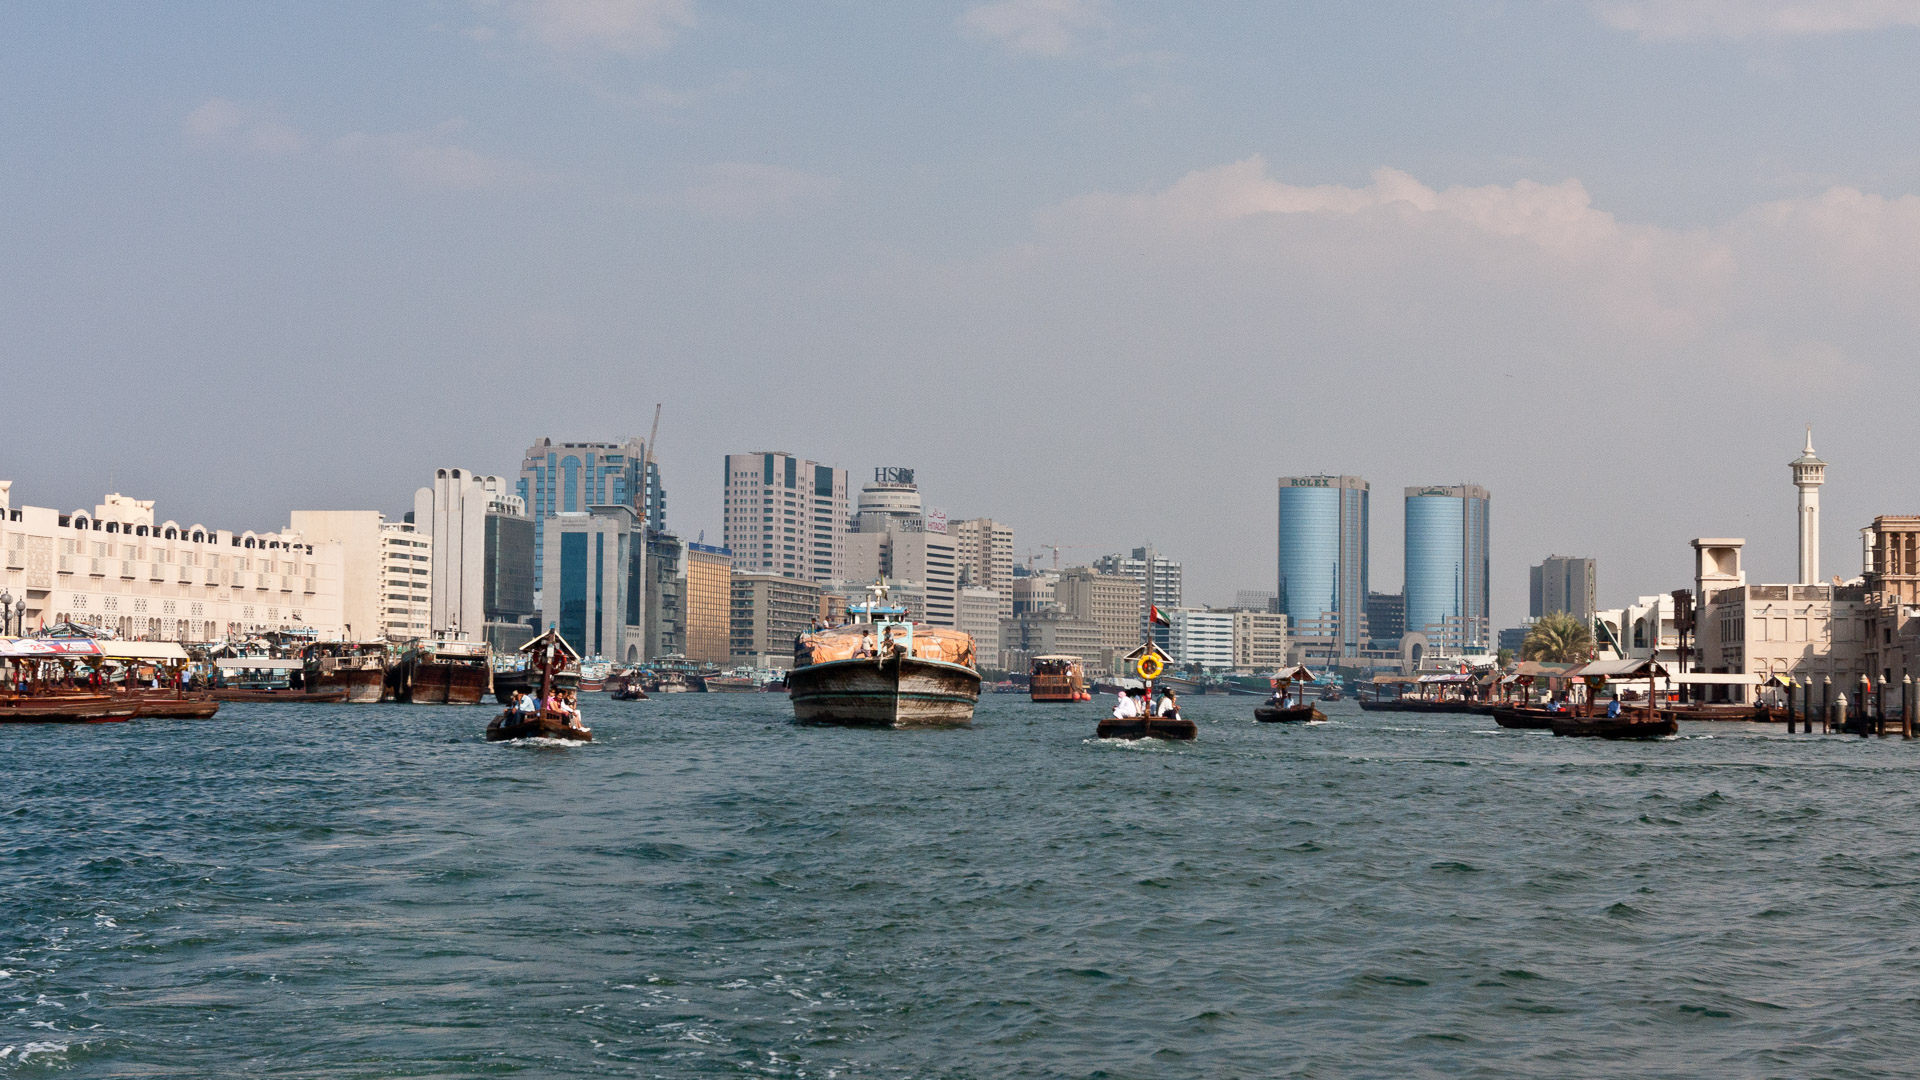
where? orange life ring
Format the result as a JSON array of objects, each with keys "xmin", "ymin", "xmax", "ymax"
[{"xmin": 1136, "ymin": 654, "xmax": 1164, "ymax": 680}]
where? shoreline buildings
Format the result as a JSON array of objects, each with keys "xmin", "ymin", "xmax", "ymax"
[
  {"xmin": 1404, "ymin": 484, "xmax": 1491, "ymax": 652},
  {"xmin": 722, "ymin": 452, "xmax": 848, "ymax": 583},
  {"xmin": 410, "ymin": 469, "xmax": 536, "ymax": 650},
  {"xmin": 2, "ymin": 484, "xmax": 347, "ymax": 641},
  {"xmin": 519, "ymin": 438, "xmax": 662, "ymax": 599},
  {"xmin": 286, "ymin": 510, "xmax": 431, "ymax": 642},
  {"xmin": 1529, "ymin": 556, "xmax": 1597, "ymax": 623},
  {"xmin": 1093, "ymin": 545, "xmax": 1182, "ymax": 647},
  {"xmin": 1276, "ymin": 475, "xmax": 1369, "ymax": 660}
]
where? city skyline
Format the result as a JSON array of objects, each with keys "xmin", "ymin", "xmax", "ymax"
[{"xmin": 8, "ymin": 6, "xmax": 1920, "ymax": 623}]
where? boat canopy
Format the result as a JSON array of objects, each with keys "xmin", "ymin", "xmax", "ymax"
[
  {"xmin": 1370, "ymin": 675, "xmax": 1418, "ymax": 685},
  {"xmin": 215, "ymin": 657, "xmax": 302, "ymax": 670},
  {"xmin": 1272, "ymin": 665, "xmax": 1316, "ymax": 683},
  {"xmin": 1416, "ymin": 673, "xmax": 1474, "ymax": 684},
  {"xmin": 0, "ymin": 638, "xmax": 103, "ymax": 658},
  {"xmin": 95, "ymin": 640, "xmax": 190, "ymax": 663},
  {"xmin": 1668, "ymin": 672, "xmax": 1761, "ymax": 686},
  {"xmin": 1032, "ymin": 654, "xmax": 1084, "ymax": 662},
  {"xmin": 1510, "ymin": 660, "xmax": 1578, "ymax": 678},
  {"xmin": 1120, "ymin": 643, "xmax": 1173, "ymax": 665},
  {"xmin": 518, "ymin": 628, "xmax": 580, "ymax": 662},
  {"xmin": 1563, "ymin": 658, "xmax": 1670, "ymax": 680}
]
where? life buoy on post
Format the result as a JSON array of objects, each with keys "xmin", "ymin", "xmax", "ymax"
[{"xmin": 1136, "ymin": 654, "xmax": 1164, "ymax": 681}]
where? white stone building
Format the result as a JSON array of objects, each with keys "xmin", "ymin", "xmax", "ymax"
[
  {"xmin": 2, "ymin": 484, "xmax": 345, "ymax": 641},
  {"xmin": 287, "ymin": 510, "xmax": 431, "ymax": 642},
  {"xmin": 1169, "ymin": 608, "xmax": 1235, "ymax": 671},
  {"xmin": 1231, "ymin": 610, "xmax": 1289, "ymax": 673}
]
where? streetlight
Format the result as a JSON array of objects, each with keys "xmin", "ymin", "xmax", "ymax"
[{"xmin": 0, "ymin": 589, "xmax": 11, "ymax": 635}]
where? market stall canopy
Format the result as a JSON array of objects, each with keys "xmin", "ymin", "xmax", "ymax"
[
  {"xmin": 0, "ymin": 638, "xmax": 102, "ymax": 658},
  {"xmin": 95, "ymin": 640, "xmax": 190, "ymax": 663},
  {"xmin": 1563, "ymin": 658, "xmax": 1670, "ymax": 680},
  {"xmin": 215, "ymin": 657, "xmax": 303, "ymax": 670}
]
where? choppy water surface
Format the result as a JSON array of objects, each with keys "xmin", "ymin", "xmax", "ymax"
[{"xmin": 7, "ymin": 696, "xmax": 1920, "ymax": 1077}]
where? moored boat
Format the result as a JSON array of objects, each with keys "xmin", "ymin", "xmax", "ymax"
[
  {"xmin": 788, "ymin": 584, "xmax": 980, "ymax": 728},
  {"xmin": 132, "ymin": 691, "xmax": 221, "ymax": 719},
  {"xmin": 389, "ymin": 639, "xmax": 492, "ymax": 704},
  {"xmin": 1549, "ymin": 713, "xmax": 1677, "ymax": 740},
  {"xmin": 0, "ymin": 693, "xmax": 139, "ymax": 723},
  {"xmin": 304, "ymin": 642, "xmax": 389, "ymax": 703}
]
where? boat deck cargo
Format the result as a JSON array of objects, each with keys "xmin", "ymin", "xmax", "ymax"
[{"xmin": 789, "ymin": 588, "xmax": 980, "ymax": 728}]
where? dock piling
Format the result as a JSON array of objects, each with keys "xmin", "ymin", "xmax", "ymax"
[{"xmin": 1822, "ymin": 676, "xmax": 1832, "ymax": 734}]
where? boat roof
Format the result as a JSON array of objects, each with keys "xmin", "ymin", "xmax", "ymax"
[
  {"xmin": 1272, "ymin": 665, "xmax": 1316, "ymax": 682},
  {"xmin": 95, "ymin": 640, "xmax": 190, "ymax": 663},
  {"xmin": 1563, "ymin": 658, "xmax": 1669, "ymax": 679},
  {"xmin": 215, "ymin": 657, "xmax": 302, "ymax": 670},
  {"xmin": 1031, "ymin": 654, "xmax": 1083, "ymax": 661},
  {"xmin": 0, "ymin": 637, "xmax": 103, "ymax": 658}
]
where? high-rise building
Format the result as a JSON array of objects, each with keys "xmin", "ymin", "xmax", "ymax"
[
  {"xmin": 1168, "ymin": 608, "xmax": 1235, "ymax": 671},
  {"xmin": 1529, "ymin": 556, "xmax": 1597, "ymax": 622},
  {"xmin": 518, "ymin": 438, "xmax": 662, "ymax": 597},
  {"xmin": 852, "ymin": 467, "xmax": 923, "ymax": 533},
  {"xmin": 885, "ymin": 530, "xmax": 958, "ymax": 626},
  {"xmin": 1012, "ymin": 568, "xmax": 1060, "ymax": 615},
  {"xmin": 1000, "ymin": 610, "xmax": 1104, "ymax": 674},
  {"xmin": 481, "ymin": 509, "xmax": 536, "ymax": 652},
  {"xmin": 1092, "ymin": 545, "xmax": 1182, "ymax": 646},
  {"xmin": 286, "ymin": 510, "xmax": 431, "ymax": 642},
  {"xmin": 1056, "ymin": 568, "xmax": 1142, "ymax": 653},
  {"xmin": 730, "ymin": 572, "xmax": 821, "ymax": 669},
  {"xmin": 413, "ymin": 469, "xmax": 527, "ymax": 642},
  {"xmin": 1277, "ymin": 475, "xmax": 1369, "ymax": 658},
  {"xmin": 683, "ymin": 543, "xmax": 733, "ymax": 665},
  {"xmin": 539, "ymin": 505, "xmax": 645, "ymax": 663},
  {"xmin": 1404, "ymin": 484, "xmax": 1491, "ymax": 651},
  {"xmin": 1231, "ymin": 610, "xmax": 1289, "ymax": 672},
  {"xmin": 956, "ymin": 585, "xmax": 1003, "ymax": 669},
  {"xmin": 722, "ymin": 452, "xmax": 848, "ymax": 583},
  {"xmin": 1364, "ymin": 591, "xmax": 1404, "ymax": 645},
  {"xmin": 951, "ymin": 518, "xmax": 1014, "ymax": 617},
  {"xmin": 1791, "ymin": 428, "xmax": 1826, "ymax": 585},
  {"xmin": 644, "ymin": 530, "xmax": 683, "ymax": 658}
]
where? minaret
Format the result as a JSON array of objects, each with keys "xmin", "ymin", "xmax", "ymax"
[{"xmin": 1790, "ymin": 426, "xmax": 1826, "ymax": 585}]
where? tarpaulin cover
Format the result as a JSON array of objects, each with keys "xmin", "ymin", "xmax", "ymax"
[{"xmin": 798, "ymin": 624, "xmax": 977, "ymax": 670}]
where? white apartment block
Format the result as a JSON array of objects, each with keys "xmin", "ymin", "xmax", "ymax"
[
  {"xmin": 723, "ymin": 452, "xmax": 848, "ymax": 583},
  {"xmin": 288, "ymin": 510, "xmax": 432, "ymax": 642},
  {"xmin": 1169, "ymin": 608, "xmax": 1235, "ymax": 671},
  {"xmin": 952, "ymin": 518, "xmax": 1014, "ymax": 617},
  {"xmin": 1231, "ymin": 610, "xmax": 1289, "ymax": 672},
  {"xmin": 3, "ymin": 484, "xmax": 345, "ymax": 641},
  {"xmin": 413, "ymin": 468, "xmax": 516, "ymax": 640}
]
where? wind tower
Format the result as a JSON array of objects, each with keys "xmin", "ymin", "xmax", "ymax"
[{"xmin": 1790, "ymin": 427, "xmax": 1826, "ymax": 585}]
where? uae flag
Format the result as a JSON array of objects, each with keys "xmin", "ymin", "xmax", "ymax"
[{"xmin": 1149, "ymin": 605, "xmax": 1170, "ymax": 627}]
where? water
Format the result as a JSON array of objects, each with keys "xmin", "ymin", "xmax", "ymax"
[{"xmin": 6, "ymin": 695, "xmax": 1920, "ymax": 1077}]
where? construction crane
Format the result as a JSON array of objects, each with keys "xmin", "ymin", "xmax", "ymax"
[
  {"xmin": 640, "ymin": 403, "xmax": 661, "ymax": 532},
  {"xmin": 1024, "ymin": 543, "xmax": 1088, "ymax": 572}
]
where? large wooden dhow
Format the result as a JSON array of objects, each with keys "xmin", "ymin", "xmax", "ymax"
[
  {"xmin": 1028, "ymin": 655, "xmax": 1089, "ymax": 703},
  {"xmin": 788, "ymin": 585, "xmax": 980, "ymax": 728},
  {"xmin": 388, "ymin": 639, "xmax": 492, "ymax": 705},
  {"xmin": 303, "ymin": 641, "xmax": 389, "ymax": 703}
]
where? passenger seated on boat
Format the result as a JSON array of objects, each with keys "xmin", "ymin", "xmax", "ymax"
[
  {"xmin": 1112, "ymin": 689, "xmax": 1141, "ymax": 719},
  {"xmin": 1606, "ymin": 699, "xmax": 1621, "ymax": 718},
  {"xmin": 1155, "ymin": 689, "xmax": 1181, "ymax": 719},
  {"xmin": 857, "ymin": 631, "xmax": 877, "ymax": 659}
]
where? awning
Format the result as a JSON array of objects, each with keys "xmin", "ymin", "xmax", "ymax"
[
  {"xmin": 1668, "ymin": 672, "xmax": 1761, "ymax": 686},
  {"xmin": 95, "ymin": 640, "xmax": 190, "ymax": 663},
  {"xmin": 1564, "ymin": 658, "xmax": 1670, "ymax": 680},
  {"xmin": 1417, "ymin": 673, "xmax": 1473, "ymax": 684},
  {"xmin": 215, "ymin": 657, "xmax": 303, "ymax": 670},
  {"xmin": 0, "ymin": 638, "xmax": 103, "ymax": 658}
]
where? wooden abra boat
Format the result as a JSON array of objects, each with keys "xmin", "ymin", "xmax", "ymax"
[
  {"xmin": 133, "ymin": 691, "xmax": 221, "ymax": 719},
  {"xmin": 487, "ymin": 630, "xmax": 591, "ymax": 742},
  {"xmin": 1097, "ymin": 644, "xmax": 1196, "ymax": 740},
  {"xmin": 788, "ymin": 583, "xmax": 980, "ymax": 727},
  {"xmin": 211, "ymin": 686, "xmax": 349, "ymax": 703},
  {"xmin": 1490, "ymin": 706, "xmax": 1555, "ymax": 730},
  {"xmin": 1029, "ymin": 655, "xmax": 1090, "ymax": 702},
  {"xmin": 1255, "ymin": 665, "xmax": 1326, "ymax": 723},
  {"xmin": 0, "ymin": 693, "xmax": 139, "ymax": 723}
]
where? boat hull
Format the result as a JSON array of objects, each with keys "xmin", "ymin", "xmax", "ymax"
[
  {"xmin": 0, "ymin": 695, "xmax": 139, "ymax": 723},
  {"xmin": 134, "ymin": 693, "xmax": 222, "ymax": 719},
  {"xmin": 1255, "ymin": 704, "xmax": 1324, "ymax": 723},
  {"xmin": 486, "ymin": 711, "xmax": 593, "ymax": 742},
  {"xmin": 1491, "ymin": 706, "xmax": 1555, "ymax": 730},
  {"xmin": 788, "ymin": 656, "xmax": 980, "ymax": 728},
  {"xmin": 1549, "ymin": 713, "xmax": 1677, "ymax": 740},
  {"xmin": 392, "ymin": 661, "xmax": 489, "ymax": 705},
  {"xmin": 211, "ymin": 688, "xmax": 350, "ymax": 703},
  {"xmin": 1095, "ymin": 716, "xmax": 1197, "ymax": 741},
  {"xmin": 312, "ymin": 668, "xmax": 385, "ymax": 703}
]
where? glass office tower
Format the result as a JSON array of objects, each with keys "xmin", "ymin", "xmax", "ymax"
[
  {"xmin": 1403, "ymin": 485, "xmax": 1491, "ymax": 651},
  {"xmin": 1277, "ymin": 476, "xmax": 1369, "ymax": 658}
]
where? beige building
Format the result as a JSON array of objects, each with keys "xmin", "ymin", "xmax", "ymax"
[
  {"xmin": 3, "ymin": 484, "xmax": 345, "ymax": 641},
  {"xmin": 1000, "ymin": 610, "xmax": 1104, "ymax": 675},
  {"xmin": 1860, "ymin": 516, "xmax": 1920, "ymax": 692},
  {"xmin": 1013, "ymin": 569, "xmax": 1059, "ymax": 614},
  {"xmin": 288, "ymin": 510, "xmax": 432, "ymax": 642},
  {"xmin": 1693, "ymin": 538, "xmax": 1868, "ymax": 701},
  {"xmin": 412, "ymin": 468, "xmax": 519, "ymax": 641},
  {"xmin": 730, "ymin": 572, "xmax": 821, "ymax": 669},
  {"xmin": 842, "ymin": 528, "xmax": 958, "ymax": 627},
  {"xmin": 951, "ymin": 518, "xmax": 1014, "ymax": 617},
  {"xmin": 684, "ymin": 542, "xmax": 733, "ymax": 666},
  {"xmin": 1056, "ymin": 568, "xmax": 1141, "ymax": 653},
  {"xmin": 1231, "ymin": 610, "xmax": 1289, "ymax": 673},
  {"xmin": 722, "ymin": 452, "xmax": 848, "ymax": 584},
  {"xmin": 956, "ymin": 585, "xmax": 1003, "ymax": 669}
]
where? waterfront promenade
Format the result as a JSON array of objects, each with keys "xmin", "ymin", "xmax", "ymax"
[{"xmin": 8, "ymin": 695, "xmax": 1920, "ymax": 1076}]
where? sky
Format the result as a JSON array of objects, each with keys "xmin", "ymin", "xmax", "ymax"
[{"xmin": 5, "ymin": 1, "xmax": 1920, "ymax": 624}]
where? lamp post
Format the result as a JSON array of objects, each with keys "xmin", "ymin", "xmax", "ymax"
[{"xmin": 0, "ymin": 589, "xmax": 11, "ymax": 635}]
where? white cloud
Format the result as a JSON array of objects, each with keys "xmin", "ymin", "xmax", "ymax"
[
  {"xmin": 959, "ymin": 0, "xmax": 1109, "ymax": 56},
  {"xmin": 1594, "ymin": 0, "xmax": 1920, "ymax": 39},
  {"xmin": 680, "ymin": 163, "xmax": 839, "ymax": 219},
  {"xmin": 184, "ymin": 99, "xmax": 308, "ymax": 155},
  {"xmin": 490, "ymin": 0, "xmax": 695, "ymax": 54},
  {"xmin": 184, "ymin": 101, "xmax": 535, "ymax": 190}
]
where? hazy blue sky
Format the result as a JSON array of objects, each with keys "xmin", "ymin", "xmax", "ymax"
[{"xmin": 6, "ymin": 1, "xmax": 1920, "ymax": 621}]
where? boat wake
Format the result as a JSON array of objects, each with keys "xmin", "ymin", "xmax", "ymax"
[{"xmin": 493, "ymin": 736, "xmax": 591, "ymax": 748}]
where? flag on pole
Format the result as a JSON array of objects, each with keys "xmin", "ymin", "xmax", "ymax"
[{"xmin": 1149, "ymin": 605, "xmax": 1170, "ymax": 627}]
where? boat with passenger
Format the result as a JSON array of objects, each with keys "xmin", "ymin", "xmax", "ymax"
[
  {"xmin": 1254, "ymin": 665, "xmax": 1326, "ymax": 723},
  {"xmin": 788, "ymin": 582, "xmax": 980, "ymax": 727},
  {"xmin": 1097, "ymin": 644, "xmax": 1196, "ymax": 740},
  {"xmin": 487, "ymin": 630, "xmax": 592, "ymax": 742},
  {"xmin": 1029, "ymin": 655, "xmax": 1090, "ymax": 702}
]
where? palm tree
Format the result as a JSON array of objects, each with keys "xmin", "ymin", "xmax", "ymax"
[{"xmin": 1521, "ymin": 611, "xmax": 1595, "ymax": 663}]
